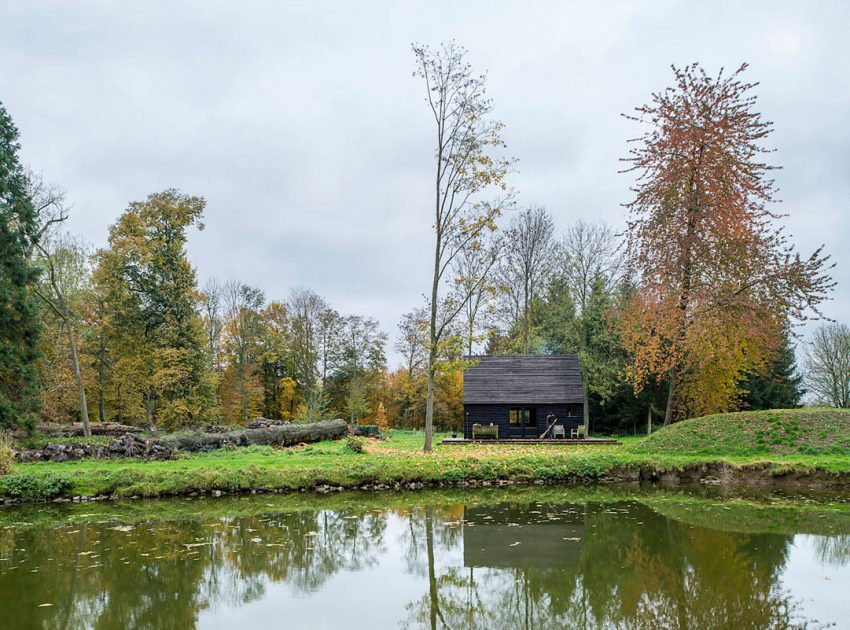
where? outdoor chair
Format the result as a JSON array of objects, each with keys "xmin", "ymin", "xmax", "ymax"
[
  {"xmin": 552, "ymin": 425, "xmax": 566, "ymax": 439},
  {"xmin": 570, "ymin": 425, "xmax": 587, "ymax": 439}
]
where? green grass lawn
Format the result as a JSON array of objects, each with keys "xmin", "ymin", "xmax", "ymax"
[
  {"xmin": 3, "ymin": 409, "xmax": 850, "ymax": 502},
  {"xmin": 637, "ymin": 408, "xmax": 850, "ymax": 456}
]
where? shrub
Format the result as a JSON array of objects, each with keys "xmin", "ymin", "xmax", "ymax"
[
  {"xmin": 345, "ymin": 435, "xmax": 365, "ymax": 454},
  {"xmin": 374, "ymin": 402, "xmax": 389, "ymax": 434},
  {"xmin": 0, "ymin": 434, "xmax": 13, "ymax": 476},
  {"xmin": 0, "ymin": 471, "xmax": 73, "ymax": 500}
]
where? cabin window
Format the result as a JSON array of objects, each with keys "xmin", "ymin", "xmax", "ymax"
[{"xmin": 508, "ymin": 407, "xmax": 536, "ymax": 427}]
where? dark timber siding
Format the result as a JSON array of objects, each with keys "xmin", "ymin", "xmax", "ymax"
[
  {"xmin": 461, "ymin": 355, "xmax": 585, "ymax": 439},
  {"xmin": 463, "ymin": 403, "xmax": 583, "ymax": 439}
]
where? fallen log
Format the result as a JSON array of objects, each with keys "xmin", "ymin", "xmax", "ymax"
[
  {"xmin": 14, "ymin": 422, "xmax": 144, "ymax": 440},
  {"xmin": 351, "ymin": 424, "xmax": 382, "ymax": 438},
  {"xmin": 158, "ymin": 419, "xmax": 348, "ymax": 452},
  {"xmin": 14, "ymin": 419, "xmax": 349, "ymax": 462}
]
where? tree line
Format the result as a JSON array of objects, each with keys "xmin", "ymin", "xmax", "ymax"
[{"xmin": 1, "ymin": 46, "xmax": 844, "ymax": 440}]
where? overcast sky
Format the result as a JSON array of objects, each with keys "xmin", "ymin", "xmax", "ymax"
[{"xmin": 2, "ymin": 0, "xmax": 847, "ymax": 367}]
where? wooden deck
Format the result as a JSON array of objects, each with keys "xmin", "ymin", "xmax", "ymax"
[{"xmin": 440, "ymin": 437, "xmax": 621, "ymax": 446}]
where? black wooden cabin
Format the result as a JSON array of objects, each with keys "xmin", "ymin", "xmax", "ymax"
[{"xmin": 463, "ymin": 355, "xmax": 584, "ymax": 439}]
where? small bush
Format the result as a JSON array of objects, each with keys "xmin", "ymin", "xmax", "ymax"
[
  {"xmin": 345, "ymin": 435, "xmax": 365, "ymax": 454},
  {"xmin": 0, "ymin": 471, "xmax": 73, "ymax": 500},
  {"xmin": 0, "ymin": 435, "xmax": 13, "ymax": 476}
]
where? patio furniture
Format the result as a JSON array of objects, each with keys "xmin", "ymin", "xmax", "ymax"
[
  {"xmin": 472, "ymin": 423, "xmax": 499, "ymax": 439},
  {"xmin": 570, "ymin": 425, "xmax": 587, "ymax": 439},
  {"xmin": 552, "ymin": 425, "xmax": 566, "ymax": 439}
]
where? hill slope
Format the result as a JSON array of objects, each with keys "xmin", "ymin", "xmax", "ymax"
[{"xmin": 638, "ymin": 408, "xmax": 850, "ymax": 456}]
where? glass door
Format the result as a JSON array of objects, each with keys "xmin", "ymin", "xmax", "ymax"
[{"xmin": 508, "ymin": 407, "xmax": 537, "ymax": 438}]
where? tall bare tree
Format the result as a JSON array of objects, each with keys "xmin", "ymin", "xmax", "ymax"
[
  {"xmin": 396, "ymin": 308, "xmax": 429, "ymax": 380},
  {"xmin": 559, "ymin": 220, "xmax": 623, "ymax": 316},
  {"xmin": 453, "ymin": 239, "xmax": 498, "ymax": 357},
  {"xmin": 413, "ymin": 41, "xmax": 513, "ymax": 451},
  {"xmin": 804, "ymin": 323, "xmax": 850, "ymax": 408},
  {"xmin": 201, "ymin": 278, "xmax": 225, "ymax": 375},
  {"xmin": 27, "ymin": 177, "xmax": 96, "ymax": 436},
  {"xmin": 287, "ymin": 286, "xmax": 328, "ymax": 395},
  {"xmin": 33, "ymin": 232, "xmax": 93, "ymax": 436},
  {"xmin": 495, "ymin": 206, "xmax": 558, "ymax": 353}
]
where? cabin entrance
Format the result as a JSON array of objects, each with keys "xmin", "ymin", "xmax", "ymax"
[{"xmin": 508, "ymin": 407, "xmax": 537, "ymax": 438}]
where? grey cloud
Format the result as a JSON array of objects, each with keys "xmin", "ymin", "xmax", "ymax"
[{"xmin": 2, "ymin": 0, "xmax": 847, "ymax": 365}]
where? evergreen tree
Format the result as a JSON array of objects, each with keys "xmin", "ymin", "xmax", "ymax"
[
  {"xmin": 541, "ymin": 275, "xmax": 624, "ymax": 432},
  {"xmin": 0, "ymin": 102, "xmax": 41, "ymax": 432},
  {"xmin": 742, "ymin": 333, "xmax": 804, "ymax": 410}
]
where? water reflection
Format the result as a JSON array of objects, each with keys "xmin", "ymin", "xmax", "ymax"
[{"xmin": 1, "ymin": 489, "xmax": 848, "ymax": 629}]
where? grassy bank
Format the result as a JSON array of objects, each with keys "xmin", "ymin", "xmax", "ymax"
[
  {"xmin": 3, "ymin": 409, "xmax": 850, "ymax": 503},
  {"xmin": 637, "ymin": 408, "xmax": 850, "ymax": 456}
]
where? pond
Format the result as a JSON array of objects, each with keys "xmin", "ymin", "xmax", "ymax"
[{"xmin": 1, "ymin": 485, "xmax": 849, "ymax": 629}]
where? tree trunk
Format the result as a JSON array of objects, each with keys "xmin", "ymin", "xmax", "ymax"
[
  {"xmin": 425, "ymin": 225, "xmax": 440, "ymax": 452},
  {"xmin": 64, "ymin": 319, "xmax": 91, "ymax": 438},
  {"xmin": 582, "ymin": 381, "xmax": 590, "ymax": 434},
  {"xmin": 425, "ymin": 507, "xmax": 446, "ymax": 630},
  {"xmin": 96, "ymin": 334, "xmax": 107, "ymax": 422},
  {"xmin": 425, "ymin": 93, "xmax": 444, "ymax": 454},
  {"xmin": 160, "ymin": 418, "xmax": 347, "ymax": 451},
  {"xmin": 425, "ymin": 365, "xmax": 435, "ymax": 452},
  {"xmin": 664, "ymin": 368, "xmax": 677, "ymax": 425},
  {"xmin": 97, "ymin": 363, "xmax": 105, "ymax": 423},
  {"xmin": 239, "ymin": 358, "xmax": 249, "ymax": 423},
  {"xmin": 647, "ymin": 406, "xmax": 652, "ymax": 436},
  {"xmin": 145, "ymin": 387, "xmax": 155, "ymax": 430}
]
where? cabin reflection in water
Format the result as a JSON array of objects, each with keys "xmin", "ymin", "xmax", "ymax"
[{"xmin": 462, "ymin": 504, "xmax": 584, "ymax": 570}]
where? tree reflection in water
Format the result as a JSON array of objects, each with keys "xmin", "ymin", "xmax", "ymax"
[
  {"xmin": 401, "ymin": 501, "xmax": 804, "ymax": 630},
  {"xmin": 0, "ymin": 493, "xmax": 847, "ymax": 629}
]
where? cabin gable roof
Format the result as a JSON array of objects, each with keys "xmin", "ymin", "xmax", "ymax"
[{"xmin": 462, "ymin": 355, "xmax": 584, "ymax": 405}]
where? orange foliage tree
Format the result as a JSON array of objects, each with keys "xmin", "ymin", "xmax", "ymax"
[{"xmin": 620, "ymin": 64, "xmax": 833, "ymax": 422}]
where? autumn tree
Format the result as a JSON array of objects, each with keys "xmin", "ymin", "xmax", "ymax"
[
  {"xmin": 94, "ymin": 189, "xmax": 215, "ymax": 428},
  {"xmin": 326, "ymin": 315, "xmax": 387, "ymax": 423},
  {"xmin": 495, "ymin": 205, "xmax": 558, "ymax": 354},
  {"xmin": 620, "ymin": 64, "xmax": 833, "ymax": 423},
  {"xmin": 374, "ymin": 401, "xmax": 389, "ymax": 433},
  {"xmin": 287, "ymin": 286, "xmax": 326, "ymax": 401},
  {"xmin": 33, "ymin": 231, "xmax": 94, "ymax": 435},
  {"xmin": 82, "ymin": 283, "xmax": 113, "ymax": 422},
  {"xmin": 259, "ymin": 301, "xmax": 298, "ymax": 420},
  {"xmin": 804, "ymin": 323, "xmax": 850, "ymax": 408},
  {"xmin": 413, "ymin": 41, "xmax": 513, "ymax": 451},
  {"xmin": 391, "ymin": 309, "xmax": 430, "ymax": 428},
  {"xmin": 220, "ymin": 280, "xmax": 266, "ymax": 422},
  {"xmin": 316, "ymin": 307, "xmax": 344, "ymax": 409},
  {"xmin": 0, "ymin": 103, "xmax": 44, "ymax": 432}
]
